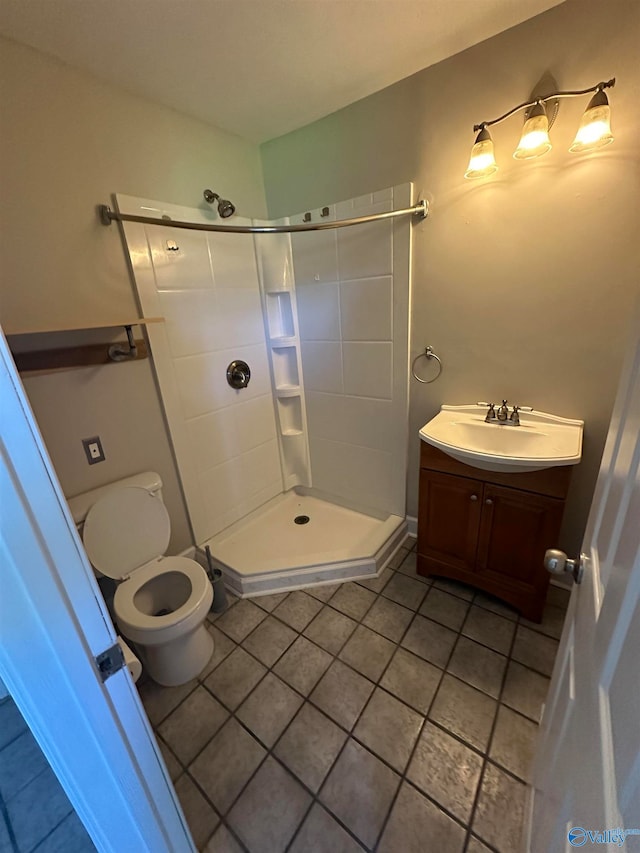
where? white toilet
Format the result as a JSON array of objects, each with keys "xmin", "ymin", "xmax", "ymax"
[{"xmin": 69, "ymin": 472, "xmax": 213, "ymax": 687}]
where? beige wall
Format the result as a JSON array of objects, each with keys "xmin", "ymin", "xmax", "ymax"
[
  {"xmin": 261, "ymin": 0, "xmax": 640, "ymax": 553},
  {"xmin": 2, "ymin": 0, "xmax": 638, "ymax": 558},
  {"xmin": 0, "ymin": 37, "xmax": 267, "ymax": 552}
]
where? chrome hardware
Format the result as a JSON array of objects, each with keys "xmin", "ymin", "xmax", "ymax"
[
  {"xmin": 485, "ymin": 403, "xmax": 497, "ymax": 422},
  {"xmin": 95, "ymin": 642, "xmax": 126, "ymax": 683},
  {"xmin": 411, "ymin": 345, "xmax": 443, "ymax": 384},
  {"xmin": 203, "ymin": 190, "xmax": 236, "ymax": 218},
  {"xmin": 470, "ymin": 494, "xmax": 478, "ymax": 501},
  {"xmin": 108, "ymin": 325, "xmax": 137, "ymax": 362},
  {"xmin": 98, "ymin": 200, "xmax": 428, "ymax": 234},
  {"xmin": 485, "ymin": 498, "xmax": 494, "ymax": 505},
  {"xmin": 477, "ymin": 402, "xmax": 498, "ymax": 421},
  {"xmin": 165, "ymin": 240, "xmax": 179, "ymax": 252},
  {"xmin": 478, "ymin": 400, "xmax": 533, "ymax": 426},
  {"xmin": 497, "ymin": 400, "xmax": 509, "ymax": 421},
  {"xmin": 544, "ymin": 549, "xmax": 584, "ymax": 584},
  {"xmin": 226, "ymin": 360, "xmax": 251, "ymax": 389},
  {"xmin": 509, "ymin": 405, "xmax": 533, "ymax": 425}
]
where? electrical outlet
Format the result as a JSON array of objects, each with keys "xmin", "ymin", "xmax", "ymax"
[{"xmin": 82, "ymin": 436, "xmax": 105, "ymax": 465}]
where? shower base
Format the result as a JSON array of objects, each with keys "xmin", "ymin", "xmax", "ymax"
[{"xmin": 197, "ymin": 490, "xmax": 407, "ymax": 598}]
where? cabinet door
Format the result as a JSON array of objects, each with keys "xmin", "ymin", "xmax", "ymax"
[
  {"xmin": 476, "ymin": 483, "xmax": 564, "ymax": 589},
  {"xmin": 417, "ymin": 469, "xmax": 482, "ymax": 573}
]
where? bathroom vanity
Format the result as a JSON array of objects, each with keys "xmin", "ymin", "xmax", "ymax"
[{"xmin": 417, "ymin": 442, "xmax": 572, "ymax": 621}]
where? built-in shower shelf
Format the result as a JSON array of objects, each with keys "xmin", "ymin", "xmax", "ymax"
[
  {"xmin": 275, "ymin": 385, "xmax": 301, "ymax": 397},
  {"xmin": 282, "ymin": 428, "xmax": 304, "ymax": 437},
  {"xmin": 266, "ymin": 292, "xmax": 295, "ymax": 339},
  {"xmin": 269, "ymin": 336, "xmax": 297, "ymax": 345},
  {"xmin": 4, "ymin": 317, "xmax": 163, "ymax": 374}
]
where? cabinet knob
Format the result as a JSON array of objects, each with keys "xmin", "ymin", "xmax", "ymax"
[
  {"xmin": 485, "ymin": 498, "xmax": 494, "ymax": 505},
  {"xmin": 470, "ymin": 494, "xmax": 478, "ymax": 501}
]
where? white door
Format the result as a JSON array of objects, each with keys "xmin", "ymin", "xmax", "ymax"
[
  {"xmin": 529, "ymin": 311, "xmax": 640, "ymax": 851},
  {"xmin": 0, "ymin": 329, "xmax": 196, "ymax": 853}
]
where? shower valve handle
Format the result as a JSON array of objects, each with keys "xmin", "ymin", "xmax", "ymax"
[{"xmin": 227, "ymin": 360, "xmax": 251, "ymax": 389}]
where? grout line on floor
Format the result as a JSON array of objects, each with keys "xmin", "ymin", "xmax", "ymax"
[
  {"xmin": 139, "ymin": 553, "xmax": 568, "ymax": 853},
  {"xmin": 464, "ymin": 603, "xmax": 523, "ymax": 852},
  {"xmin": 370, "ymin": 585, "xmax": 466, "ymax": 850}
]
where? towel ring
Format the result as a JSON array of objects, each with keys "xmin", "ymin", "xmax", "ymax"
[{"xmin": 411, "ymin": 346, "xmax": 443, "ymax": 384}]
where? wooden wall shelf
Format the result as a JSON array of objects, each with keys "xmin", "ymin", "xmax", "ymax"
[
  {"xmin": 3, "ymin": 317, "xmax": 164, "ymax": 336},
  {"xmin": 4, "ymin": 318, "xmax": 163, "ymax": 375}
]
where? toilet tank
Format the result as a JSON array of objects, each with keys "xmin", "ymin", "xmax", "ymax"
[{"xmin": 67, "ymin": 471, "xmax": 164, "ymax": 531}]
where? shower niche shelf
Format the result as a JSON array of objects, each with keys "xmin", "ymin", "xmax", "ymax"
[
  {"xmin": 256, "ymin": 228, "xmax": 311, "ymax": 490},
  {"xmin": 266, "ymin": 292, "xmax": 295, "ymax": 339},
  {"xmin": 277, "ymin": 396, "xmax": 303, "ymax": 436},
  {"xmin": 272, "ymin": 345, "xmax": 299, "ymax": 388},
  {"xmin": 269, "ymin": 335, "xmax": 296, "ymax": 345},
  {"xmin": 280, "ymin": 433, "xmax": 308, "ymax": 482}
]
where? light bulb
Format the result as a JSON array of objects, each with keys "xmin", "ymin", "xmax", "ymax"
[
  {"xmin": 570, "ymin": 89, "xmax": 614, "ymax": 152},
  {"xmin": 465, "ymin": 127, "xmax": 498, "ymax": 180},
  {"xmin": 514, "ymin": 102, "xmax": 552, "ymax": 160}
]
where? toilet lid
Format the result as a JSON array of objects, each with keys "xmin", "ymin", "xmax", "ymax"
[{"xmin": 83, "ymin": 486, "xmax": 171, "ymax": 580}]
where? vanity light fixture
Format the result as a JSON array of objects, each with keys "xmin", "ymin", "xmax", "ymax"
[
  {"xmin": 569, "ymin": 87, "xmax": 614, "ymax": 152},
  {"xmin": 465, "ymin": 77, "xmax": 615, "ymax": 180},
  {"xmin": 513, "ymin": 101, "xmax": 552, "ymax": 160},
  {"xmin": 465, "ymin": 127, "xmax": 498, "ymax": 179}
]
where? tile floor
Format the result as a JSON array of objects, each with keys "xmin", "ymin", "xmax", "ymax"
[
  {"xmin": 140, "ymin": 541, "xmax": 570, "ymax": 853},
  {"xmin": 0, "ymin": 698, "xmax": 95, "ymax": 852}
]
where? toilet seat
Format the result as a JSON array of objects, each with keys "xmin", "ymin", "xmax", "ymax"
[
  {"xmin": 114, "ymin": 556, "xmax": 212, "ymax": 640},
  {"xmin": 83, "ymin": 486, "xmax": 171, "ymax": 580},
  {"xmin": 83, "ymin": 486, "xmax": 213, "ymax": 643},
  {"xmin": 77, "ymin": 476, "xmax": 214, "ymax": 685}
]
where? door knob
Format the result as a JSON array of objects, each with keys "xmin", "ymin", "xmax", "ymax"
[{"xmin": 544, "ymin": 549, "xmax": 584, "ymax": 584}]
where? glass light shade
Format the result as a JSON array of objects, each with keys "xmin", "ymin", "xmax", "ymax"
[
  {"xmin": 569, "ymin": 89, "xmax": 614, "ymax": 152},
  {"xmin": 513, "ymin": 103, "xmax": 552, "ymax": 160},
  {"xmin": 464, "ymin": 127, "xmax": 498, "ymax": 179}
]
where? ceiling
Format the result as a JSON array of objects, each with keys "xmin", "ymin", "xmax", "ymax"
[{"xmin": 0, "ymin": 0, "xmax": 565, "ymax": 143}]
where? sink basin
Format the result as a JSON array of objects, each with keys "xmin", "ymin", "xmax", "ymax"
[{"xmin": 419, "ymin": 405, "xmax": 583, "ymax": 473}]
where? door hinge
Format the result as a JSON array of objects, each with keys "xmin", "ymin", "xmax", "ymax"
[{"xmin": 95, "ymin": 642, "xmax": 126, "ymax": 683}]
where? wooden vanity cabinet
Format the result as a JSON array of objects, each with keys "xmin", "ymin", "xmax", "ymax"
[{"xmin": 417, "ymin": 443, "xmax": 573, "ymax": 622}]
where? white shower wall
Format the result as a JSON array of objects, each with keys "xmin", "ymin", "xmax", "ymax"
[
  {"xmin": 291, "ymin": 185, "xmax": 412, "ymax": 517},
  {"xmin": 117, "ymin": 196, "xmax": 282, "ymax": 543},
  {"xmin": 254, "ymin": 227, "xmax": 312, "ymax": 492},
  {"xmin": 117, "ymin": 185, "xmax": 411, "ymax": 548}
]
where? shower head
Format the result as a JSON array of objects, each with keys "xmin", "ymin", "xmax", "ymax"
[{"xmin": 203, "ymin": 189, "xmax": 236, "ymax": 218}]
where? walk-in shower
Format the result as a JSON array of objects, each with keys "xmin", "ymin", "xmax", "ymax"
[{"xmin": 102, "ymin": 187, "xmax": 426, "ymax": 596}]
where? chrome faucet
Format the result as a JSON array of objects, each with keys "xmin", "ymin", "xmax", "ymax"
[
  {"xmin": 497, "ymin": 400, "xmax": 509, "ymax": 422},
  {"xmin": 479, "ymin": 400, "xmax": 531, "ymax": 426},
  {"xmin": 484, "ymin": 403, "xmax": 496, "ymax": 422}
]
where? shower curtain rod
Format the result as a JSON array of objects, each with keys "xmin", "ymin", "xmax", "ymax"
[{"xmin": 98, "ymin": 200, "xmax": 428, "ymax": 234}]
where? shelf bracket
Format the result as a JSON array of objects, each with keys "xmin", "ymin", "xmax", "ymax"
[{"xmin": 108, "ymin": 325, "xmax": 137, "ymax": 362}]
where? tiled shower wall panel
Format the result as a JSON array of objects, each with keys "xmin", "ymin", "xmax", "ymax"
[
  {"xmin": 118, "ymin": 196, "xmax": 281, "ymax": 543},
  {"xmin": 291, "ymin": 185, "xmax": 411, "ymax": 518}
]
